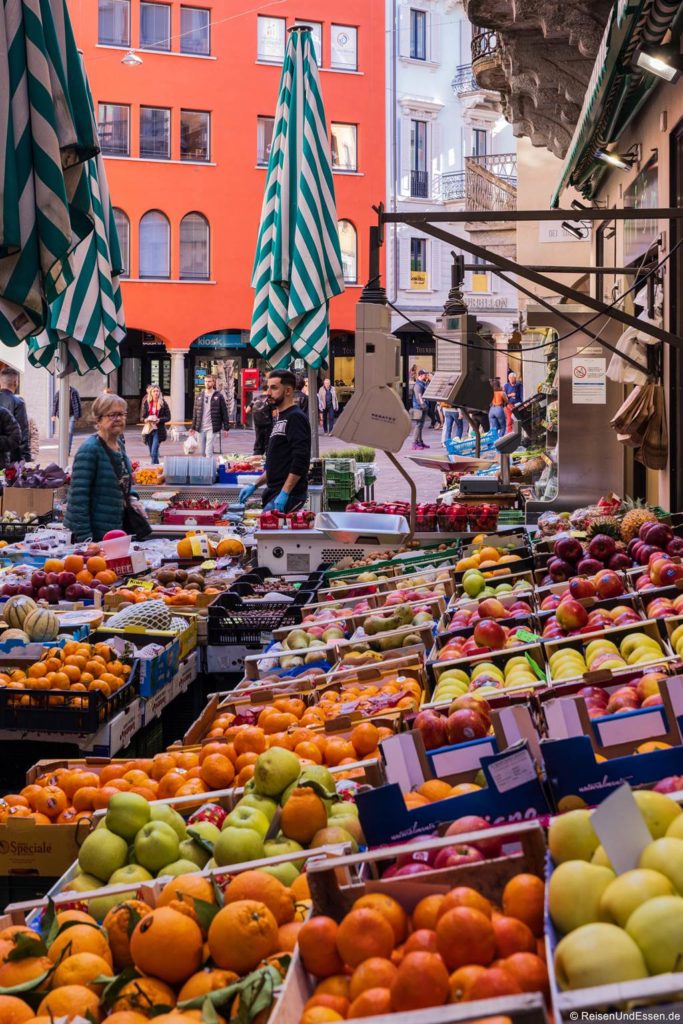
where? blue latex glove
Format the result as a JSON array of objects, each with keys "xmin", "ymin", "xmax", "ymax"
[
  {"xmin": 238, "ymin": 484, "xmax": 256, "ymax": 504},
  {"xmin": 264, "ymin": 490, "xmax": 289, "ymax": 513}
]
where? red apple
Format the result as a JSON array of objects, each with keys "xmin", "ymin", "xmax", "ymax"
[
  {"xmin": 556, "ymin": 599, "xmax": 589, "ymax": 631},
  {"xmin": 433, "ymin": 844, "xmax": 485, "ymax": 869},
  {"xmin": 57, "ymin": 571, "xmax": 77, "ymax": 589},
  {"xmin": 641, "ymin": 694, "xmax": 664, "ymax": 708},
  {"xmin": 473, "ymin": 619, "xmax": 507, "ymax": 650},
  {"xmin": 396, "ymin": 840, "xmax": 439, "ymax": 868},
  {"xmin": 660, "ymin": 563, "xmax": 683, "ymax": 586},
  {"xmin": 541, "ymin": 595, "xmax": 561, "ymax": 611},
  {"xmin": 45, "ymin": 572, "xmax": 60, "ymax": 586},
  {"xmin": 413, "ymin": 710, "xmax": 448, "ymax": 751},
  {"xmin": 394, "ymin": 862, "xmax": 435, "ymax": 877},
  {"xmin": 653, "ymin": 776, "xmax": 683, "ymax": 794},
  {"xmin": 606, "ymin": 688, "xmax": 640, "ymax": 714},
  {"xmin": 449, "ymin": 695, "xmax": 492, "ymax": 728},
  {"xmin": 577, "ymin": 558, "xmax": 604, "ymax": 576},
  {"xmin": 445, "ymin": 815, "xmax": 502, "ymax": 857},
  {"xmin": 478, "ymin": 598, "xmax": 508, "ymax": 620},
  {"xmin": 578, "ymin": 685, "xmax": 609, "ymax": 706},
  {"xmin": 636, "ymin": 672, "xmax": 666, "ymax": 702},
  {"xmin": 569, "ymin": 577, "xmax": 596, "ymax": 600},
  {"xmin": 445, "ymin": 709, "xmax": 489, "ymax": 745},
  {"xmin": 594, "ymin": 571, "xmax": 625, "ymax": 599}
]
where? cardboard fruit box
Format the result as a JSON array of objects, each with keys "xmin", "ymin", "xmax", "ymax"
[
  {"xmin": 0, "ymin": 814, "xmax": 92, "ymax": 879},
  {"xmin": 429, "ymin": 642, "xmax": 548, "ymax": 700},
  {"xmin": 543, "ymin": 619, "xmax": 675, "ymax": 687}
]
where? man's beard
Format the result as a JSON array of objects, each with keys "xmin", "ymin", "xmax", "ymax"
[{"xmin": 270, "ymin": 394, "xmax": 285, "ymax": 407}]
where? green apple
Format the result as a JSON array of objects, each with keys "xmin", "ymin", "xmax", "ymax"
[
  {"xmin": 626, "ymin": 894, "xmax": 683, "ymax": 974},
  {"xmin": 109, "ymin": 864, "xmax": 153, "ymax": 886},
  {"xmin": 88, "ymin": 891, "xmax": 132, "ymax": 922},
  {"xmin": 263, "ymin": 837, "xmax": 305, "ymax": 870},
  {"xmin": 187, "ymin": 821, "xmax": 221, "ymax": 845},
  {"xmin": 548, "ymin": 809, "xmax": 599, "ymax": 864},
  {"xmin": 105, "ymin": 792, "xmax": 151, "ymax": 841},
  {"xmin": 549, "ymin": 861, "xmax": 615, "ymax": 934},
  {"xmin": 178, "ymin": 837, "xmax": 213, "ymax": 869},
  {"xmin": 600, "ymin": 869, "xmax": 674, "ymax": 927},
  {"xmin": 640, "ymin": 837, "xmax": 683, "ymax": 893},
  {"xmin": 78, "ymin": 827, "xmax": 128, "ymax": 882},
  {"xmin": 253, "ymin": 748, "xmax": 301, "ymax": 798},
  {"xmin": 633, "ymin": 790, "xmax": 682, "ymax": 839},
  {"xmin": 223, "ymin": 805, "xmax": 270, "ymax": 839},
  {"xmin": 157, "ymin": 858, "xmax": 202, "ymax": 878},
  {"xmin": 134, "ymin": 821, "xmax": 180, "ymax": 874},
  {"xmin": 463, "ymin": 573, "xmax": 485, "ymax": 599},
  {"xmin": 213, "ymin": 826, "xmax": 264, "ymax": 867},
  {"xmin": 236, "ymin": 793, "xmax": 278, "ymax": 821},
  {"xmin": 149, "ymin": 804, "xmax": 187, "ymax": 840},
  {"xmin": 329, "ymin": 801, "xmax": 358, "ymax": 819},
  {"xmin": 260, "ymin": 862, "xmax": 300, "ymax": 886},
  {"xmin": 554, "ymin": 923, "xmax": 647, "ymax": 990},
  {"xmin": 63, "ymin": 873, "xmax": 106, "ymax": 894},
  {"xmin": 592, "ymin": 845, "xmax": 614, "ymax": 870}
]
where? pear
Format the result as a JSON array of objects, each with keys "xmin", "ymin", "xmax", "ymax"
[
  {"xmin": 626, "ymin": 895, "xmax": 683, "ymax": 974},
  {"xmin": 554, "ymin": 923, "xmax": 647, "ymax": 990},
  {"xmin": 600, "ymin": 869, "xmax": 674, "ymax": 928},
  {"xmin": 549, "ymin": 861, "xmax": 615, "ymax": 934}
]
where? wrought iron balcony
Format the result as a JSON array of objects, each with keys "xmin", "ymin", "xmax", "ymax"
[
  {"xmin": 471, "ymin": 28, "xmax": 498, "ymax": 63},
  {"xmin": 452, "ymin": 64, "xmax": 478, "ymax": 96},
  {"xmin": 410, "ymin": 169, "xmax": 429, "ymax": 198},
  {"xmin": 471, "ymin": 29, "xmax": 505, "ymax": 92},
  {"xmin": 439, "ymin": 171, "xmax": 466, "ymax": 201},
  {"xmin": 465, "ymin": 153, "xmax": 517, "ymax": 212}
]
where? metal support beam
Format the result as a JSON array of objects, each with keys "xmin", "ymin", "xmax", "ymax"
[
  {"xmin": 415, "ymin": 222, "xmax": 683, "ymax": 350},
  {"xmin": 463, "ymin": 264, "xmax": 641, "ymax": 274},
  {"xmin": 381, "ymin": 208, "xmax": 683, "ymax": 224}
]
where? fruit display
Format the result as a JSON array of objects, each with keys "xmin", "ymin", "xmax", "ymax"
[
  {"xmin": 0, "ymin": 554, "xmax": 111, "ymax": 603},
  {"xmin": 548, "ymin": 796, "xmax": 683, "ymax": 991},
  {"xmin": 133, "ymin": 465, "xmax": 165, "ymax": 484},
  {"xmin": 540, "ymin": 520, "xmax": 683, "ymax": 585},
  {"xmin": 413, "ymin": 695, "xmax": 493, "ymax": 750},
  {"xmin": 573, "ymin": 671, "xmax": 668, "ymax": 718},
  {"xmin": 0, "ymin": 639, "xmax": 131, "ymax": 702},
  {"xmin": 176, "ymin": 533, "xmax": 246, "ymax": 559},
  {"xmin": 431, "ymin": 653, "xmax": 542, "ymax": 702},
  {"xmin": 539, "ymin": 595, "xmax": 641, "ymax": 639},
  {"xmin": 456, "ymin": 541, "xmax": 525, "ymax": 576},
  {"xmin": 105, "ymin": 578, "xmax": 222, "ymax": 609},
  {"xmin": 546, "ymin": 630, "xmax": 668, "ymax": 682},
  {"xmin": 644, "ymin": 593, "xmax": 683, "ymax": 617},
  {"xmin": 458, "ymin": 570, "xmax": 532, "ymax": 601}
]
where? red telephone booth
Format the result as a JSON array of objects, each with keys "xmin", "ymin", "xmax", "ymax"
[{"xmin": 241, "ymin": 369, "xmax": 260, "ymax": 426}]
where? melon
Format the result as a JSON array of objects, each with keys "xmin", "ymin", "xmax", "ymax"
[
  {"xmin": 23, "ymin": 608, "xmax": 60, "ymax": 642},
  {"xmin": 1, "ymin": 628, "xmax": 30, "ymax": 642},
  {"xmin": 4, "ymin": 595, "xmax": 37, "ymax": 630}
]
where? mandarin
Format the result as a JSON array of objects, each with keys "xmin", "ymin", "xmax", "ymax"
[
  {"xmin": 348, "ymin": 957, "xmax": 397, "ymax": 1001},
  {"xmin": 223, "ymin": 870, "xmax": 295, "ymax": 925},
  {"xmin": 129, "ymin": 908, "xmax": 203, "ymax": 985},
  {"xmin": 390, "ymin": 952, "xmax": 449, "ymax": 1012},
  {"xmin": 207, "ymin": 900, "xmax": 278, "ymax": 975},
  {"xmin": 336, "ymin": 908, "xmax": 394, "ymax": 968},
  {"xmin": 436, "ymin": 907, "xmax": 495, "ymax": 971},
  {"xmin": 352, "ymin": 894, "xmax": 407, "ymax": 945},
  {"xmin": 501, "ymin": 874, "xmax": 545, "ymax": 938},
  {"xmin": 297, "ymin": 916, "xmax": 344, "ymax": 978}
]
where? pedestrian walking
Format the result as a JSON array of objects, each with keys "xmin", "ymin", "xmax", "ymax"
[
  {"xmin": 441, "ymin": 403, "xmax": 463, "ymax": 446},
  {"xmin": 318, "ymin": 378, "xmax": 339, "ymax": 434},
  {"xmin": 52, "ymin": 385, "xmax": 82, "ymax": 457},
  {"xmin": 503, "ymin": 371, "xmax": 523, "ymax": 432},
  {"xmin": 141, "ymin": 385, "xmax": 171, "ymax": 465},
  {"xmin": 246, "ymin": 386, "xmax": 273, "ymax": 455},
  {"xmin": 0, "ymin": 406, "xmax": 23, "ymax": 466},
  {"xmin": 0, "ymin": 368, "xmax": 30, "ymax": 461},
  {"xmin": 190, "ymin": 373, "xmax": 231, "ymax": 456},
  {"xmin": 294, "ymin": 377, "xmax": 309, "ymax": 415},
  {"xmin": 488, "ymin": 378, "xmax": 507, "ymax": 440},
  {"xmin": 411, "ymin": 368, "xmax": 430, "ymax": 449}
]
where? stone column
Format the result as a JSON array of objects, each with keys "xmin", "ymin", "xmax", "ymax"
[{"xmin": 169, "ymin": 350, "xmax": 189, "ymax": 424}]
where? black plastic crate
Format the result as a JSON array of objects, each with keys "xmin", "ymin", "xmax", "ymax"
[
  {"xmin": 230, "ymin": 566, "xmax": 323, "ymax": 600},
  {"xmin": 207, "ymin": 592, "xmax": 303, "ymax": 645},
  {"xmin": 0, "ymin": 664, "xmax": 138, "ymax": 734},
  {"xmin": 0, "ymin": 512, "xmax": 53, "ymax": 542}
]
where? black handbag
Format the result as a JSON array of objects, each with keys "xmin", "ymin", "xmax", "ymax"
[{"xmin": 98, "ymin": 438, "xmax": 152, "ymax": 540}]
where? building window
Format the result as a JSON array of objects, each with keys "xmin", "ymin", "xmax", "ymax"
[
  {"xmin": 97, "ymin": 103, "xmax": 130, "ymax": 156},
  {"xmin": 139, "ymin": 211, "xmax": 170, "ymax": 278},
  {"xmin": 470, "ymin": 255, "xmax": 489, "ymax": 292},
  {"xmin": 257, "ymin": 15, "xmax": 286, "ymax": 62},
  {"xmin": 257, "ymin": 116, "xmax": 275, "ymax": 165},
  {"xmin": 331, "ymin": 123, "xmax": 357, "ymax": 172},
  {"xmin": 140, "ymin": 107, "xmax": 170, "ymax": 159},
  {"xmin": 473, "ymin": 128, "xmax": 487, "ymax": 157},
  {"xmin": 180, "ymin": 6, "xmax": 210, "ymax": 55},
  {"xmin": 181, "ymin": 110, "xmax": 210, "ymax": 161},
  {"xmin": 140, "ymin": 2, "xmax": 171, "ymax": 50},
  {"xmin": 410, "ymin": 9, "xmax": 426, "ymax": 60},
  {"xmin": 330, "ymin": 24, "xmax": 357, "ymax": 70},
  {"xmin": 410, "ymin": 237, "xmax": 428, "ymax": 289},
  {"xmin": 112, "ymin": 208, "xmax": 130, "ymax": 278},
  {"xmin": 410, "ymin": 119, "xmax": 428, "ymax": 197},
  {"xmin": 294, "ymin": 20, "xmax": 322, "ymax": 65},
  {"xmin": 98, "ymin": 0, "xmax": 130, "ymax": 46},
  {"xmin": 180, "ymin": 213, "xmax": 210, "ymax": 279},
  {"xmin": 338, "ymin": 220, "xmax": 357, "ymax": 283}
]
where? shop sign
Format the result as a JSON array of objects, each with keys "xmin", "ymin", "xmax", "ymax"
[
  {"xmin": 193, "ymin": 332, "xmax": 248, "ymax": 349},
  {"xmin": 463, "ymin": 294, "xmax": 516, "ymax": 313},
  {"xmin": 572, "ymin": 356, "xmax": 606, "ymax": 404},
  {"xmin": 410, "ymin": 271, "xmax": 428, "ymax": 290}
]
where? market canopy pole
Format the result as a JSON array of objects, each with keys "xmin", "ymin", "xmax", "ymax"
[{"xmin": 249, "ymin": 25, "xmax": 345, "ymax": 461}]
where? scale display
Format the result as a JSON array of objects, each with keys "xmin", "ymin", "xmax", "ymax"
[{"xmin": 422, "ymin": 371, "xmax": 462, "ymax": 404}]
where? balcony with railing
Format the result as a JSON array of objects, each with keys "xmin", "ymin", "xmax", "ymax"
[
  {"xmin": 465, "ymin": 152, "xmax": 517, "ymax": 212},
  {"xmin": 410, "ymin": 168, "xmax": 429, "ymax": 198},
  {"xmin": 471, "ymin": 29, "xmax": 505, "ymax": 93},
  {"xmin": 437, "ymin": 171, "xmax": 466, "ymax": 202},
  {"xmin": 451, "ymin": 64, "xmax": 478, "ymax": 96}
]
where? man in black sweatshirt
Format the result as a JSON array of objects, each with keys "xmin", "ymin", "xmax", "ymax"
[{"xmin": 238, "ymin": 369, "xmax": 311, "ymax": 513}]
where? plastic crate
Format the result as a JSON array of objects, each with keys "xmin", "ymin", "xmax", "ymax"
[
  {"xmin": 188, "ymin": 457, "xmax": 217, "ymax": 486},
  {"xmin": 0, "ymin": 512, "xmax": 53, "ymax": 542},
  {"xmin": 0, "ymin": 664, "xmax": 138, "ymax": 735},
  {"xmin": 230, "ymin": 567, "xmax": 323, "ymax": 601},
  {"xmin": 207, "ymin": 575, "xmax": 320, "ymax": 645}
]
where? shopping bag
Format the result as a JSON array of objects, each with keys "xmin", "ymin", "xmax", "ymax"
[
  {"xmin": 637, "ymin": 385, "xmax": 668, "ymax": 470},
  {"xmin": 183, "ymin": 433, "xmax": 199, "ymax": 455}
]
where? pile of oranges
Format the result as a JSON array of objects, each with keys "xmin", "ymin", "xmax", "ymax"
[
  {"xmin": 296, "ymin": 877, "xmax": 548, "ymax": 1024},
  {"xmin": 316, "ymin": 677, "xmax": 422, "ymax": 721},
  {"xmin": 0, "ymin": 868, "xmax": 301, "ymax": 1023},
  {"xmin": 403, "ymin": 779, "xmax": 484, "ymax": 810},
  {"xmin": 44, "ymin": 555, "xmax": 118, "ymax": 587},
  {"xmin": 0, "ymin": 641, "xmax": 131, "ymax": 698},
  {"xmin": 454, "ymin": 545, "xmax": 523, "ymax": 576}
]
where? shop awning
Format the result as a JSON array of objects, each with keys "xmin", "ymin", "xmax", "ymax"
[{"xmin": 550, "ymin": 0, "xmax": 683, "ymax": 206}]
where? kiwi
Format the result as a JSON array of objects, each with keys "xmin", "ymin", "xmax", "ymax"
[
  {"xmin": 175, "ymin": 569, "xmax": 188, "ymax": 583},
  {"xmin": 186, "ymin": 583, "xmax": 200, "ymax": 591},
  {"xmin": 156, "ymin": 569, "xmax": 175, "ymax": 585}
]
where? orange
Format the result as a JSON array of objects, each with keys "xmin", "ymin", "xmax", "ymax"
[
  {"xmin": 436, "ymin": 907, "xmax": 495, "ymax": 971},
  {"xmin": 86, "ymin": 556, "xmax": 107, "ymax": 574},
  {"xmin": 177, "ymin": 968, "xmax": 240, "ymax": 1002},
  {"xmin": 48, "ymin": 925, "xmax": 112, "ymax": 967},
  {"xmin": 111, "ymin": 977, "xmax": 176, "ymax": 1015},
  {"xmin": 291, "ymin": 873, "xmax": 310, "ymax": 901},
  {"xmin": 156, "ymin": 772, "xmax": 188, "ymax": 800},
  {"xmin": 105, "ymin": 1015, "xmax": 149, "ymax": 1024},
  {"xmin": 350, "ymin": 722, "xmax": 380, "ymax": 757},
  {"xmin": 294, "ymin": 741, "xmax": 322, "ymax": 764},
  {"xmin": 466, "ymin": 966, "xmax": 522, "ymax": 1001},
  {"xmin": 304, "ymin": 996, "xmax": 349, "ymax": 1018},
  {"xmin": 314, "ymin": 976, "xmax": 350, "ymax": 999},
  {"xmin": 44, "ymin": 559, "xmax": 64, "ymax": 573},
  {"xmin": 404, "ymin": 793, "xmax": 429, "ymax": 809},
  {"xmin": 0, "ymin": 957, "xmax": 51, "ymax": 992},
  {"xmin": 157, "ymin": 874, "xmax": 215, "ymax": 911},
  {"xmin": 448, "ymin": 964, "xmax": 488, "ymax": 1002},
  {"xmin": 51, "ymin": 952, "xmax": 114, "ymax": 991},
  {"xmin": 103, "ymin": 900, "xmax": 153, "ymax": 970},
  {"xmin": 55, "ymin": 910, "xmax": 96, "ymax": 927},
  {"xmin": 277, "ymin": 921, "xmax": 303, "ymax": 951},
  {"xmin": 76, "ymin": 569, "xmax": 94, "ymax": 585},
  {"xmin": 297, "ymin": 916, "xmax": 344, "ymax": 978},
  {"xmin": 492, "ymin": 915, "xmax": 536, "ymax": 957},
  {"xmin": 199, "ymin": 754, "xmax": 235, "ymax": 790},
  {"xmin": 237, "ymin": 765, "xmax": 255, "ymax": 786},
  {"xmin": 130, "ymin": 908, "xmax": 203, "ymax": 985},
  {"xmin": 417, "ymin": 780, "xmax": 453, "ymax": 803},
  {"xmin": 0, "ymin": 996, "xmax": 33, "ymax": 1024},
  {"xmin": 323, "ymin": 738, "xmax": 356, "ymax": 766},
  {"xmin": 300, "ymin": 1009, "xmax": 343, "ymax": 1024},
  {"xmin": 404, "ymin": 929, "xmax": 438, "ymax": 954},
  {"xmin": 352, "ymin": 894, "xmax": 408, "ymax": 945},
  {"xmin": 262, "ymin": 711, "xmax": 298, "ymax": 734},
  {"xmin": 438, "ymin": 887, "xmax": 492, "ymax": 921},
  {"xmin": 389, "ymin": 951, "xmax": 449, "ymax": 1012},
  {"xmin": 223, "ymin": 870, "xmax": 295, "ymax": 925},
  {"xmin": 207, "ymin": 900, "xmax": 279, "ymax": 975},
  {"xmin": 73, "ymin": 787, "xmax": 99, "ymax": 811},
  {"xmin": 499, "ymin": 952, "xmax": 549, "ymax": 997},
  {"xmin": 347, "ymin": 988, "xmax": 392, "ymax": 1018},
  {"xmin": 64, "ymin": 554, "xmax": 85, "ymax": 574},
  {"xmin": 37, "ymin": 986, "xmax": 101, "ymax": 1021},
  {"xmin": 280, "ymin": 788, "xmax": 327, "ymax": 845},
  {"xmin": 335, "ymin": 908, "xmax": 394, "ymax": 968},
  {"xmin": 412, "ymin": 894, "xmax": 444, "ymax": 931},
  {"xmin": 234, "ymin": 751, "xmax": 258, "ymax": 772},
  {"xmin": 150, "ymin": 753, "xmax": 178, "ymax": 780},
  {"xmin": 233, "ymin": 727, "xmax": 267, "ymax": 756},
  {"xmin": 348, "ymin": 957, "xmax": 398, "ymax": 1000},
  {"xmin": 502, "ymin": 874, "xmax": 545, "ymax": 938}
]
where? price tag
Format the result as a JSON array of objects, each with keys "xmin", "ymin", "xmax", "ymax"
[
  {"xmin": 127, "ymin": 578, "xmax": 155, "ymax": 590},
  {"xmin": 515, "ymin": 628, "xmax": 541, "ymax": 643},
  {"xmin": 200, "ymin": 560, "xmax": 217, "ymax": 570}
]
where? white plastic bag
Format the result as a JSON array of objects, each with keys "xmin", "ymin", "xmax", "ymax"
[{"xmin": 183, "ymin": 433, "xmax": 199, "ymax": 455}]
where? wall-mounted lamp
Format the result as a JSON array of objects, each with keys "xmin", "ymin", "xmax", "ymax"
[
  {"xmin": 561, "ymin": 221, "xmax": 589, "ymax": 240},
  {"xmin": 596, "ymin": 144, "xmax": 641, "ymax": 170},
  {"xmin": 634, "ymin": 43, "xmax": 683, "ymax": 83}
]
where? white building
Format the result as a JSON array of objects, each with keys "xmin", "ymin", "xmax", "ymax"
[{"xmin": 386, "ymin": 0, "xmax": 519, "ymax": 381}]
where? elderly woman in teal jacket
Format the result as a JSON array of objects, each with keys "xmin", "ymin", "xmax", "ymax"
[{"xmin": 65, "ymin": 394, "xmax": 140, "ymax": 541}]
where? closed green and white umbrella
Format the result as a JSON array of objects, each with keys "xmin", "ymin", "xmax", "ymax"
[{"xmin": 250, "ymin": 26, "xmax": 345, "ymax": 371}]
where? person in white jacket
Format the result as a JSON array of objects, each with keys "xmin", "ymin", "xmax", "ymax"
[{"xmin": 317, "ymin": 378, "xmax": 339, "ymax": 434}]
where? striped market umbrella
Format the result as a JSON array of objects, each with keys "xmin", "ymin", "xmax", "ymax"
[
  {"xmin": 250, "ymin": 26, "xmax": 345, "ymax": 371},
  {"xmin": 0, "ymin": 0, "xmax": 124, "ymax": 377}
]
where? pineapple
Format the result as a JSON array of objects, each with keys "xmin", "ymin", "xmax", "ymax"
[
  {"xmin": 587, "ymin": 516, "xmax": 621, "ymax": 541},
  {"xmin": 619, "ymin": 497, "xmax": 658, "ymax": 542}
]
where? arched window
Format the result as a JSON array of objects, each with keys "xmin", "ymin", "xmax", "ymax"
[
  {"xmin": 139, "ymin": 210, "xmax": 170, "ymax": 278},
  {"xmin": 338, "ymin": 219, "xmax": 357, "ymax": 283},
  {"xmin": 112, "ymin": 208, "xmax": 129, "ymax": 278},
  {"xmin": 180, "ymin": 213, "xmax": 210, "ymax": 280}
]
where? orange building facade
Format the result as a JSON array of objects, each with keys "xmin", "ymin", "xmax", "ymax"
[{"xmin": 70, "ymin": 0, "xmax": 385, "ymax": 422}]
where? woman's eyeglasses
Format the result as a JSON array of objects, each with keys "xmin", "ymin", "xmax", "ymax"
[{"xmin": 103, "ymin": 412, "xmax": 126, "ymax": 420}]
